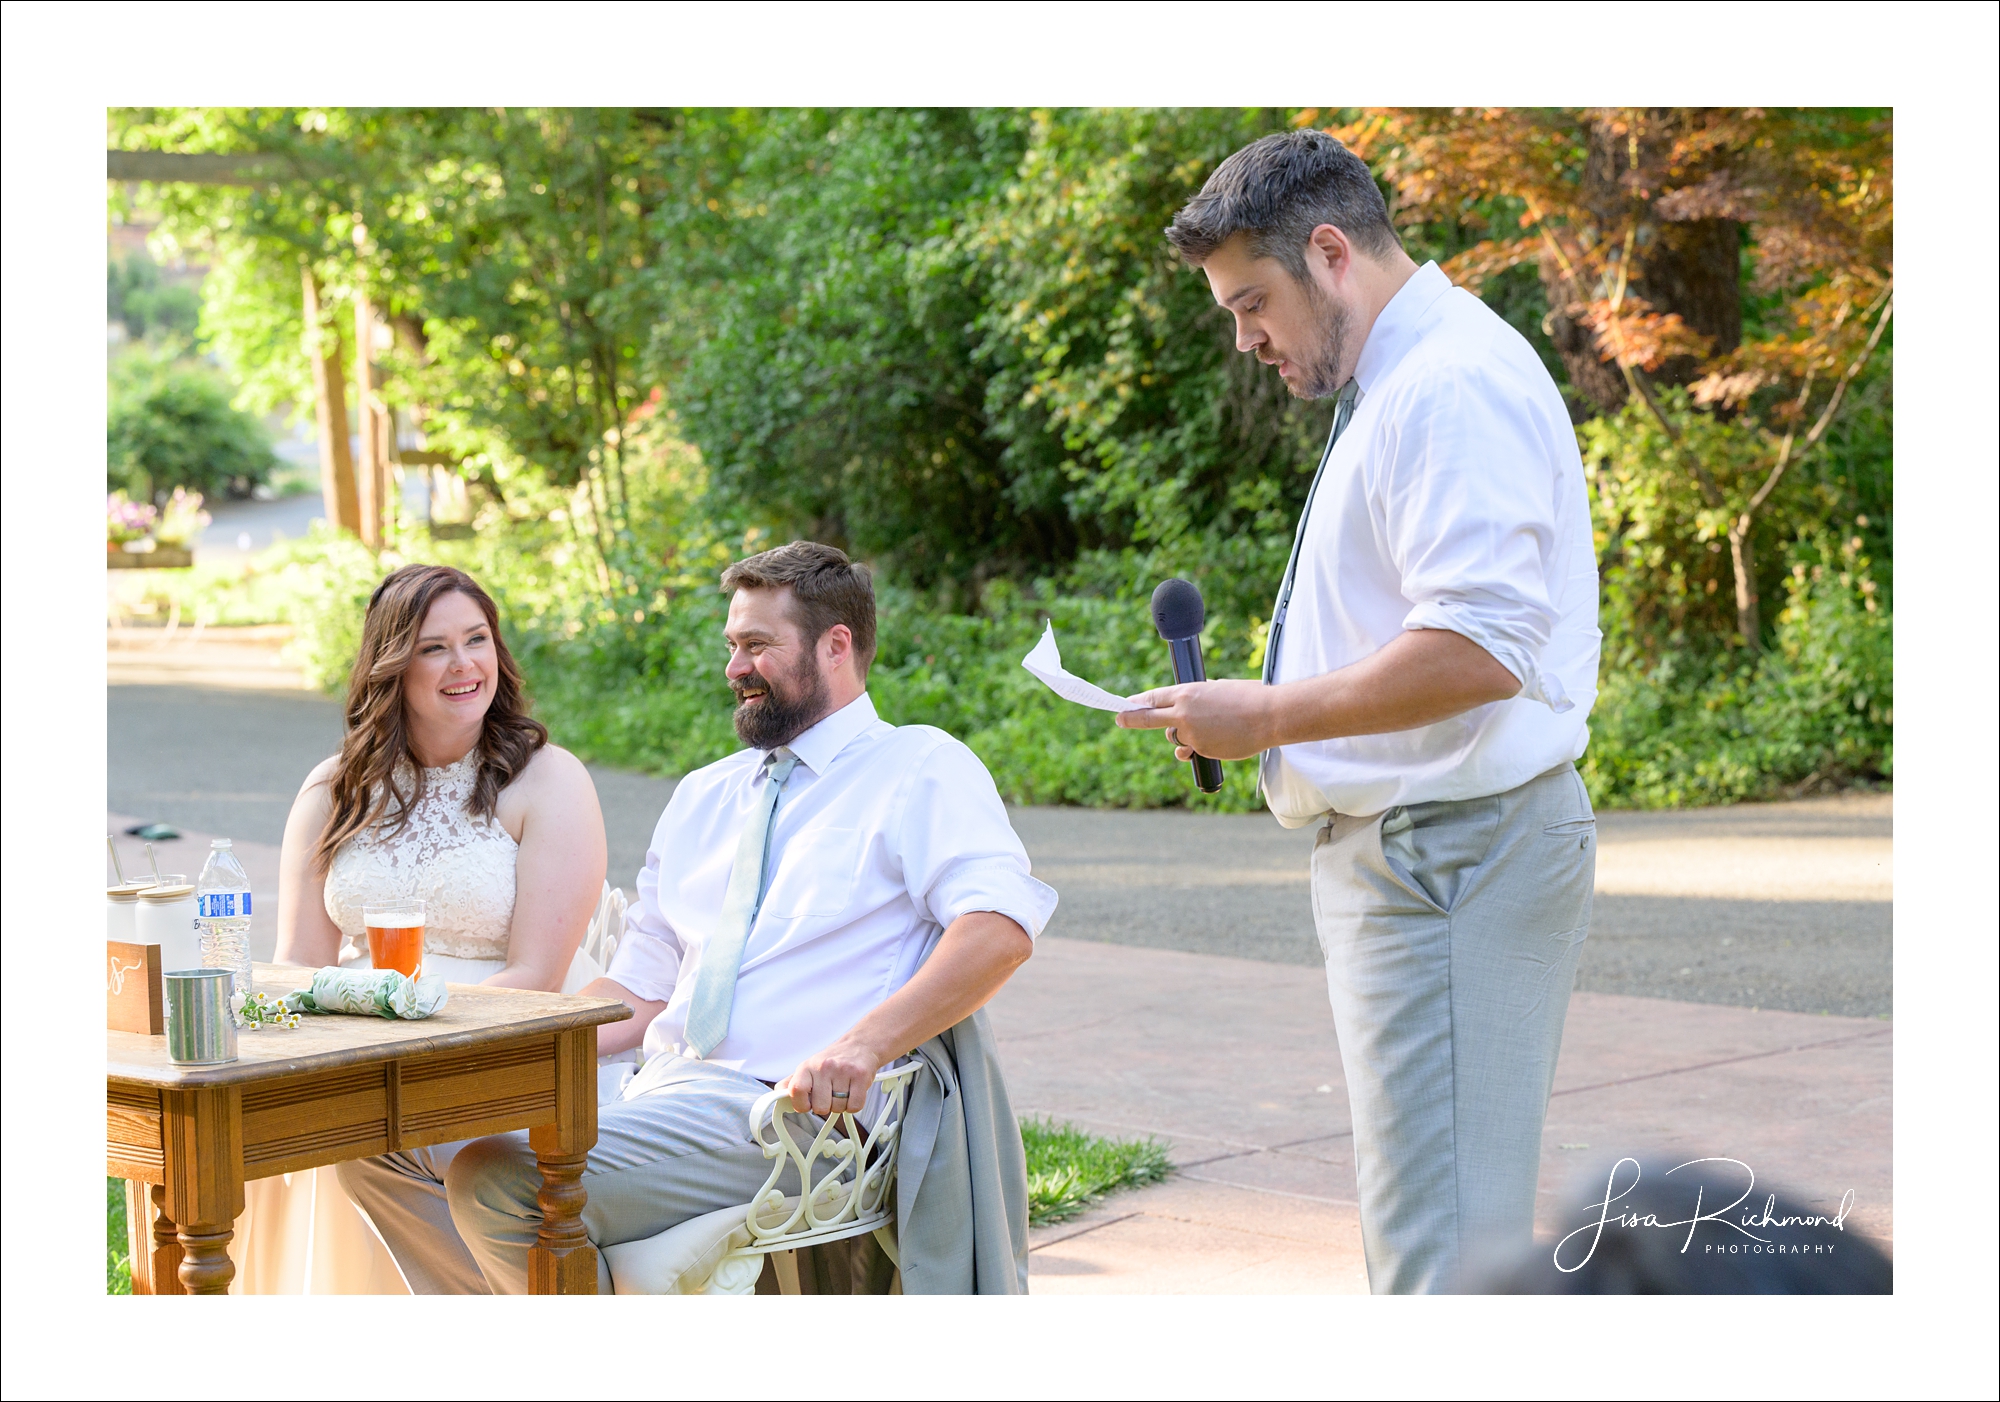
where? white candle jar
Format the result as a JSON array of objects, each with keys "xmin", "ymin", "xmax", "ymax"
[
  {"xmin": 136, "ymin": 880, "xmax": 200, "ymax": 973},
  {"xmin": 107, "ymin": 883, "xmax": 150, "ymax": 943}
]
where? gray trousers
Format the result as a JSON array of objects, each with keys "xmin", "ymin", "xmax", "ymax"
[
  {"xmin": 338, "ymin": 1056, "xmax": 803, "ymax": 1294},
  {"xmin": 1311, "ymin": 761, "xmax": 1595, "ymax": 1294}
]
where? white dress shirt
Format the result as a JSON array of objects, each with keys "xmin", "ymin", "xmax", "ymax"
[
  {"xmin": 1260, "ymin": 260, "xmax": 1601, "ymax": 825},
  {"xmin": 606, "ymin": 693, "xmax": 1058, "ymax": 1083}
]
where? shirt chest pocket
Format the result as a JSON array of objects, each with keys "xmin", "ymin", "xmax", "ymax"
[{"xmin": 759, "ymin": 826, "xmax": 864, "ymax": 920}]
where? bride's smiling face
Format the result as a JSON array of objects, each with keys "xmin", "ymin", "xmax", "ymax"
[{"xmin": 402, "ymin": 590, "xmax": 498, "ymax": 736}]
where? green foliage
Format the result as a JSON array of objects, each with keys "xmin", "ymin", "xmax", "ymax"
[
  {"xmin": 279, "ymin": 528, "xmax": 403, "ymax": 690},
  {"xmin": 655, "ymin": 109, "xmax": 1046, "ymax": 594},
  {"xmin": 1582, "ymin": 377, "xmax": 1892, "ymax": 667},
  {"xmin": 655, "ymin": 107, "xmax": 1334, "ymax": 611},
  {"xmin": 1575, "ymin": 369, "xmax": 1893, "ymax": 806},
  {"xmin": 109, "ymin": 248, "xmax": 202, "ymax": 342},
  {"xmin": 1020, "ymin": 1117, "xmax": 1172, "ymax": 1226},
  {"xmin": 108, "ymin": 1179, "xmax": 132, "ymax": 1295},
  {"xmin": 969, "ymin": 108, "xmax": 1334, "ymax": 580},
  {"xmin": 117, "ymin": 106, "xmax": 1892, "ymax": 812},
  {"xmin": 107, "ymin": 349, "xmax": 278, "ymax": 502},
  {"xmin": 198, "ymin": 239, "xmax": 317, "ymax": 419},
  {"xmin": 1582, "ymin": 542, "xmax": 1891, "ymax": 807}
]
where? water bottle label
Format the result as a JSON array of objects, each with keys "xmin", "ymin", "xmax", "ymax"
[{"xmin": 199, "ymin": 892, "xmax": 251, "ymax": 917}]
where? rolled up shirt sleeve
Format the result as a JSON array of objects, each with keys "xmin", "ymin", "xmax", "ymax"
[
  {"xmin": 1380, "ymin": 364, "xmax": 1574, "ymax": 712},
  {"xmin": 603, "ymin": 801, "xmax": 687, "ymax": 1003},
  {"xmin": 894, "ymin": 737, "xmax": 1058, "ymax": 939}
]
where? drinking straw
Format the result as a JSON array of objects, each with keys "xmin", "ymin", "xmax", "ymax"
[
  {"xmin": 145, "ymin": 842, "xmax": 162, "ymax": 886},
  {"xmin": 107, "ymin": 834, "xmax": 127, "ymax": 885}
]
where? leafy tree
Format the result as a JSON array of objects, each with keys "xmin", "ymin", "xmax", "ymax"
[
  {"xmin": 966, "ymin": 107, "xmax": 1338, "ymax": 624},
  {"xmin": 107, "ymin": 351, "xmax": 278, "ymax": 501},
  {"xmin": 108, "ymin": 247, "xmax": 202, "ymax": 341},
  {"xmin": 651, "ymin": 107, "xmax": 1341, "ymax": 620},
  {"xmin": 649, "ymin": 108, "xmax": 1047, "ymax": 598},
  {"xmin": 1327, "ymin": 107, "xmax": 1893, "ymax": 653},
  {"xmin": 117, "ymin": 106, "xmax": 689, "ymax": 592},
  {"xmin": 111, "ymin": 106, "xmax": 1892, "ymax": 806}
]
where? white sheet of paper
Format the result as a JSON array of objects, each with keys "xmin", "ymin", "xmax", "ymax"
[{"xmin": 1021, "ymin": 623, "xmax": 1151, "ymax": 713}]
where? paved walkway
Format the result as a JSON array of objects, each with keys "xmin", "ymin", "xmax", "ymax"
[
  {"xmin": 107, "ymin": 630, "xmax": 1894, "ymax": 1291},
  {"xmin": 1001, "ymin": 940, "xmax": 1890, "ymax": 1292}
]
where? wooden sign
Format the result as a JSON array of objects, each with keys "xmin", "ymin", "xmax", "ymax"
[{"xmin": 108, "ymin": 941, "xmax": 164, "ymax": 1035}]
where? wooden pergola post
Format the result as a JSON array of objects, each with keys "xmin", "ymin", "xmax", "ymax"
[
  {"xmin": 301, "ymin": 267, "xmax": 360, "ymax": 535},
  {"xmin": 354, "ymin": 287, "xmax": 384, "ymax": 549}
]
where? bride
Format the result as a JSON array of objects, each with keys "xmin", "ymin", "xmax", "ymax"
[{"xmin": 233, "ymin": 563, "xmax": 609, "ymax": 1294}]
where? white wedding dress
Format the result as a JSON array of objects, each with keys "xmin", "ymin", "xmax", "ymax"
[{"xmin": 229, "ymin": 751, "xmax": 611, "ymax": 1295}]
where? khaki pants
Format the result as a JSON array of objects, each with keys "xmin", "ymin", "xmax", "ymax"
[
  {"xmin": 340, "ymin": 1057, "xmax": 806, "ymax": 1294},
  {"xmin": 1312, "ymin": 762, "xmax": 1596, "ymax": 1293}
]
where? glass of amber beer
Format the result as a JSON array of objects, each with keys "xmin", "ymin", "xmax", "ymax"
[{"xmin": 364, "ymin": 900, "xmax": 425, "ymax": 978}]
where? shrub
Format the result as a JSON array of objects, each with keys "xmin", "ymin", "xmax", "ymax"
[
  {"xmin": 109, "ymin": 249, "xmax": 202, "ymax": 342},
  {"xmin": 108, "ymin": 352, "xmax": 278, "ymax": 503},
  {"xmin": 1580, "ymin": 543, "xmax": 1891, "ymax": 807}
]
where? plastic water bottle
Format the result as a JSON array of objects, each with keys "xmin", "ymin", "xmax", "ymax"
[{"xmin": 196, "ymin": 839, "xmax": 254, "ymax": 997}]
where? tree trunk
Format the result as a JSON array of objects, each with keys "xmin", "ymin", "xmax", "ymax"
[
  {"xmin": 1539, "ymin": 111, "xmax": 1745, "ymax": 418},
  {"xmin": 302, "ymin": 268, "xmax": 359, "ymax": 535},
  {"xmin": 1726, "ymin": 517, "xmax": 1759, "ymax": 650},
  {"xmin": 354, "ymin": 290, "xmax": 384, "ymax": 549},
  {"xmin": 1641, "ymin": 214, "xmax": 1743, "ymax": 390},
  {"xmin": 1539, "ymin": 250, "xmax": 1630, "ymax": 419}
]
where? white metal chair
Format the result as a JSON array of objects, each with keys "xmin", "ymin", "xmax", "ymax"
[
  {"xmin": 602, "ymin": 1061, "xmax": 922, "ymax": 1294},
  {"xmin": 581, "ymin": 881, "xmax": 626, "ymax": 971},
  {"xmin": 579, "ymin": 883, "xmax": 644, "ymax": 1104}
]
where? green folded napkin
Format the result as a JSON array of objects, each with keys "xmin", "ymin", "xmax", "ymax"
[{"xmin": 283, "ymin": 968, "xmax": 450, "ymax": 1020}]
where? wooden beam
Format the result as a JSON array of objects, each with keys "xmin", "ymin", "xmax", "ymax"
[{"xmin": 107, "ymin": 151, "xmax": 319, "ymax": 185}]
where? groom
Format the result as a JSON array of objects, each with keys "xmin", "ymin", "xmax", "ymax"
[{"xmin": 343, "ymin": 540, "xmax": 1055, "ymax": 1292}]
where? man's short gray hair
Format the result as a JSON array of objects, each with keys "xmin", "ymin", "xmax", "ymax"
[{"xmin": 1165, "ymin": 129, "xmax": 1401, "ymax": 278}]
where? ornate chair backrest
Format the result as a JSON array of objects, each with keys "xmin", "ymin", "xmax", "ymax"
[
  {"xmin": 741, "ymin": 1061, "xmax": 924, "ymax": 1251},
  {"xmin": 581, "ymin": 882, "xmax": 626, "ymax": 971}
]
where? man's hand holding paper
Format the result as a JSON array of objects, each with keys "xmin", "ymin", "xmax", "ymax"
[{"xmin": 1020, "ymin": 623, "xmax": 1152, "ymax": 714}]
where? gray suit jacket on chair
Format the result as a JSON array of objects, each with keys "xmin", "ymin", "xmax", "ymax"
[{"xmin": 894, "ymin": 1008, "xmax": 1030, "ymax": 1294}]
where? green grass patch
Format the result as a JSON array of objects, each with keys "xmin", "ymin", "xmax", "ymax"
[
  {"xmin": 108, "ymin": 1178, "xmax": 133, "ymax": 1295},
  {"xmin": 1021, "ymin": 1117, "xmax": 1172, "ymax": 1226}
]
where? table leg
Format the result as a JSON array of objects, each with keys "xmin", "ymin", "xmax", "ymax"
[
  {"xmin": 160, "ymin": 1086, "xmax": 244, "ymax": 1296},
  {"xmin": 175, "ymin": 1220, "xmax": 237, "ymax": 1293},
  {"xmin": 528, "ymin": 1027, "xmax": 599, "ymax": 1294},
  {"xmin": 146, "ymin": 1183, "xmax": 183, "ymax": 1296}
]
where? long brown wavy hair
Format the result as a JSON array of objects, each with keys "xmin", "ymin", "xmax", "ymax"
[{"xmin": 313, "ymin": 565, "xmax": 547, "ymax": 873}]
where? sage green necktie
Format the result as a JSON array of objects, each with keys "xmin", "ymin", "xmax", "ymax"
[
  {"xmin": 1263, "ymin": 379, "xmax": 1361, "ymax": 685},
  {"xmin": 684, "ymin": 747, "xmax": 798, "ymax": 1058}
]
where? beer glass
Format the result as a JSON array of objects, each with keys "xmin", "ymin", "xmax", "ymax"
[{"xmin": 364, "ymin": 900, "xmax": 426, "ymax": 978}]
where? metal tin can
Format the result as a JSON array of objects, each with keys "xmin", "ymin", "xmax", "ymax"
[{"xmin": 164, "ymin": 968, "xmax": 239, "ymax": 1064}]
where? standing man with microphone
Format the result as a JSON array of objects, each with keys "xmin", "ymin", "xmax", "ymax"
[{"xmin": 1119, "ymin": 129, "xmax": 1602, "ymax": 1293}]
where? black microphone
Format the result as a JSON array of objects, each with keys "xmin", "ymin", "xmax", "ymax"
[{"xmin": 1150, "ymin": 578, "xmax": 1226, "ymax": 794}]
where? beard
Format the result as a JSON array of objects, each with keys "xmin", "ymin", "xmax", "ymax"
[
  {"xmin": 731, "ymin": 649, "xmax": 832, "ymax": 750},
  {"xmin": 1286, "ymin": 276, "xmax": 1357, "ymax": 401}
]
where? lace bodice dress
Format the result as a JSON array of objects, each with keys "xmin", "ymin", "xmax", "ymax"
[
  {"xmin": 324, "ymin": 752, "xmax": 518, "ymax": 965},
  {"xmin": 233, "ymin": 749, "xmax": 615, "ymax": 1296}
]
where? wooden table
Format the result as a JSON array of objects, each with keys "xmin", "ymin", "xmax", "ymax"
[{"xmin": 108, "ymin": 963, "xmax": 631, "ymax": 1294}]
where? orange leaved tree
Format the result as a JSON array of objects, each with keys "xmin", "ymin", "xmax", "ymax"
[{"xmin": 1312, "ymin": 108, "xmax": 1891, "ymax": 653}]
